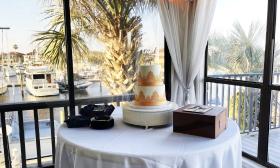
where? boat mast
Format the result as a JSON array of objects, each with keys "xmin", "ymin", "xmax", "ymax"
[{"xmin": 0, "ymin": 27, "xmax": 10, "ymax": 85}]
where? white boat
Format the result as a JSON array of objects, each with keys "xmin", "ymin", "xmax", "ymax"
[
  {"xmin": 56, "ymin": 79, "xmax": 93, "ymax": 93},
  {"xmin": 0, "ymin": 79, "xmax": 7, "ymax": 95},
  {"xmin": 0, "ymin": 67, "xmax": 8, "ymax": 95},
  {"xmin": 15, "ymin": 64, "xmax": 25, "ymax": 74},
  {"xmin": 4, "ymin": 66, "xmax": 16, "ymax": 77},
  {"xmin": 74, "ymin": 80, "xmax": 93, "ymax": 89},
  {"xmin": 25, "ymin": 65, "xmax": 59, "ymax": 97}
]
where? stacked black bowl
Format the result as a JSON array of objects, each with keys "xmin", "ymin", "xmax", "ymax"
[{"xmin": 65, "ymin": 104, "xmax": 115, "ymax": 129}]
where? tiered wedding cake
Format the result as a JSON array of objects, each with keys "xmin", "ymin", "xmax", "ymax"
[{"xmin": 123, "ymin": 64, "xmax": 177, "ymax": 127}]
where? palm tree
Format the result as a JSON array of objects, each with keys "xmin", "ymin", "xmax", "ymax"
[
  {"xmin": 34, "ymin": 30, "xmax": 88, "ymax": 71},
  {"xmin": 73, "ymin": 0, "xmax": 157, "ymax": 95},
  {"xmin": 35, "ymin": 0, "xmax": 156, "ymax": 95},
  {"xmin": 34, "ymin": 2, "xmax": 89, "ymax": 71},
  {"xmin": 226, "ymin": 21, "xmax": 264, "ymax": 74},
  {"xmin": 13, "ymin": 44, "xmax": 18, "ymax": 51},
  {"xmin": 208, "ymin": 33, "xmax": 232, "ymax": 73},
  {"xmin": 209, "ymin": 22, "xmax": 265, "ymax": 74}
]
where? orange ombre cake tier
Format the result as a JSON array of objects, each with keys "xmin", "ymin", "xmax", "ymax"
[
  {"xmin": 137, "ymin": 64, "xmax": 162, "ymax": 86},
  {"xmin": 134, "ymin": 85, "xmax": 166, "ymax": 106}
]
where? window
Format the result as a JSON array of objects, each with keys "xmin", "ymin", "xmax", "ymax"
[
  {"xmin": 46, "ymin": 74, "xmax": 51, "ymax": 83},
  {"xmin": 206, "ymin": 0, "xmax": 279, "ymax": 167},
  {"xmin": 208, "ymin": 0, "xmax": 267, "ymax": 82},
  {"xmin": 206, "ymin": 0, "xmax": 268, "ymax": 155},
  {"xmin": 0, "ymin": 1, "xmax": 168, "ymax": 167},
  {"xmin": 33, "ymin": 74, "xmax": 45, "ymax": 80}
]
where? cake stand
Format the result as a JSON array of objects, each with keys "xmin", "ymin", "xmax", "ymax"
[{"xmin": 122, "ymin": 101, "xmax": 177, "ymax": 128}]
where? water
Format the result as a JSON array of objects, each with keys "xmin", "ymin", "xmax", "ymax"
[{"xmin": 0, "ymin": 76, "xmax": 110, "ymax": 104}]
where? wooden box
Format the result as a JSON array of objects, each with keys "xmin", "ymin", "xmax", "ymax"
[{"xmin": 173, "ymin": 105, "xmax": 227, "ymax": 138}]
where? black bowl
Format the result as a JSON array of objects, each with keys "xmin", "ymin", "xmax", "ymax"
[{"xmin": 90, "ymin": 116, "xmax": 114, "ymax": 130}]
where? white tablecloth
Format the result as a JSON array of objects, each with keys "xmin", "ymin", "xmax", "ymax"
[{"xmin": 55, "ymin": 107, "xmax": 242, "ymax": 168}]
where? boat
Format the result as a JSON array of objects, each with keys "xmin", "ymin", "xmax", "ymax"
[
  {"xmin": 15, "ymin": 64, "xmax": 25, "ymax": 74},
  {"xmin": 0, "ymin": 69, "xmax": 7, "ymax": 95},
  {"xmin": 3, "ymin": 66, "xmax": 16, "ymax": 77},
  {"xmin": 77, "ymin": 64, "xmax": 100, "ymax": 79},
  {"xmin": 0, "ymin": 78, "xmax": 7, "ymax": 95},
  {"xmin": 25, "ymin": 65, "xmax": 59, "ymax": 96},
  {"xmin": 56, "ymin": 79, "xmax": 93, "ymax": 93}
]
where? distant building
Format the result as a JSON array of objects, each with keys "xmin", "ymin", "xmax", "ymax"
[
  {"xmin": 10, "ymin": 51, "xmax": 24, "ymax": 63},
  {"xmin": 0, "ymin": 52, "xmax": 25, "ymax": 65},
  {"xmin": 24, "ymin": 50, "xmax": 37, "ymax": 65}
]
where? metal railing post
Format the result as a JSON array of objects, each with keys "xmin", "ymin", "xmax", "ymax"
[{"xmin": 63, "ymin": 0, "xmax": 75, "ymax": 117}]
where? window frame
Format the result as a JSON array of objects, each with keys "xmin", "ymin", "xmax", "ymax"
[{"xmin": 204, "ymin": 0, "xmax": 278, "ymax": 167}]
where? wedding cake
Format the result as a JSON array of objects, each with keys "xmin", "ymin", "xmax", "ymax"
[
  {"xmin": 123, "ymin": 64, "xmax": 177, "ymax": 127},
  {"xmin": 135, "ymin": 64, "xmax": 166, "ymax": 106}
]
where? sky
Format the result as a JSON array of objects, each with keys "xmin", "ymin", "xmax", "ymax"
[
  {"xmin": 0, "ymin": 0, "xmax": 276, "ymax": 53},
  {"xmin": 0, "ymin": 0, "xmax": 48, "ymax": 53},
  {"xmin": 210, "ymin": 0, "xmax": 268, "ymax": 46},
  {"xmin": 0, "ymin": 0, "xmax": 164, "ymax": 53}
]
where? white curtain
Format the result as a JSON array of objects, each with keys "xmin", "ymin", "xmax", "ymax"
[{"xmin": 157, "ymin": 0, "xmax": 217, "ymax": 105}]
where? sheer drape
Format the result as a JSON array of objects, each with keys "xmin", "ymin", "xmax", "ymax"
[{"xmin": 158, "ymin": 0, "xmax": 217, "ymax": 105}]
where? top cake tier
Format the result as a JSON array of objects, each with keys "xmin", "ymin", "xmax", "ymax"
[{"xmin": 137, "ymin": 64, "xmax": 162, "ymax": 86}]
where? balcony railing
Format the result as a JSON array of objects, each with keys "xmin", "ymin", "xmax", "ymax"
[
  {"xmin": 0, "ymin": 94, "xmax": 133, "ymax": 168},
  {"xmin": 206, "ymin": 73, "xmax": 280, "ymax": 133},
  {"xmin": 2, "ymin": 73, "xmax": 280, "ymax": 168}
]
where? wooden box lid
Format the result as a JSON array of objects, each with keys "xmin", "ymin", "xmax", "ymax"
[{"xmin": 174, "ymin": 105, "xmax": 226, "ymax": 117}]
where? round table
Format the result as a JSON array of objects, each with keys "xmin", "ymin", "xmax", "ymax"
[{"xmin": 55, "ymin": 107, "xmax": 242, "ymax": 168}]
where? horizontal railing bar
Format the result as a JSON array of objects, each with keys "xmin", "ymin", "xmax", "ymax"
[
  {"xmin": 270, "ymin": 85, "xmax": 280, "ymax": 90},
  {"xmin": 0, "ymin": 94, "xmax": 134, "ymax": 112},
  {"xmin": 26, "ymin": 154, "xmax": 53, "ymax": 161},
  {"xmin": 205, "ymin": 77, "xmax": 263, "ymax": 88},
  {"xmin": 208, "ymin": 72, "xmax": 280, "ymax": 78},
  {"xmin": 74, "ymin": 94, "xmax": 134, "ymax": 105},
  {"xmin": 0, "ymin": 99, "xmax": 69, "ymax": 112}
]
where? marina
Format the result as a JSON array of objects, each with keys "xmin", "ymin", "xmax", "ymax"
[
  {"xmin": 0, "ymin": 26, "xmax": 114, "ymax": 165},
  {"xmin": 0, "ymin": 76, "xmax": 108, "ymax": 104}
]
